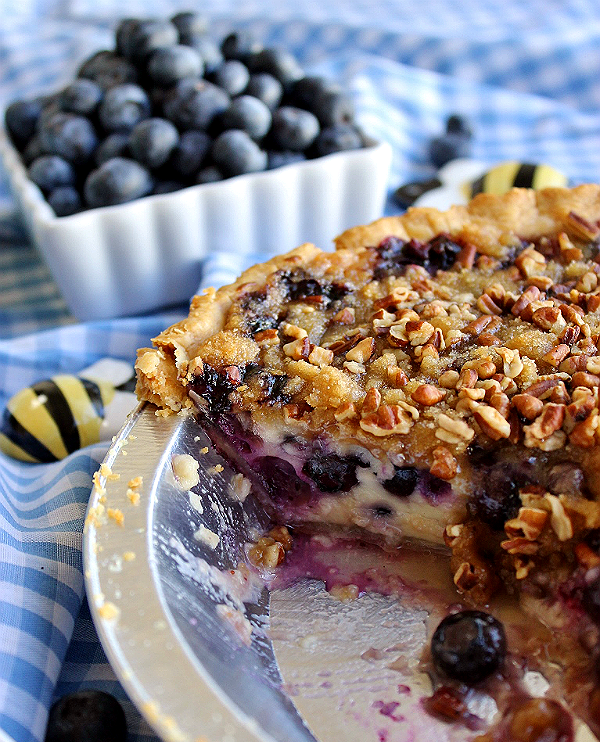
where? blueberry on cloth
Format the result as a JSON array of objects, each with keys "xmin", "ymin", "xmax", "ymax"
[
  {"xmin": 147, "ymin": 44, "xmax": 204, "ymax": 86},
  {"xmin": 125, "ymin": 19, "xmax": 179, "ymax": 62},
  {"xmin": 428, "ymin": 132, "xmax": 472, "ymax": 168},
  {"xmin": 431, "ymin": 610, "xmax": 506, "ymax": 683},
  {"xmin": 28, "ymin": 155, "xmax": 75, "ymax": 193},
  {"xmin": 169, "ymin": 129, "xmax": 212, "ymax": 176},
  {"xmin": 98, "ymin": 83, "xmax": 151, "ymax": 132},
  {"xmin": 94, "ymin": 132, "xmax": 130, "ymax": 165},
  {"xmin": 219, "ymin": 95, "xmax": 272, "ymax": 140},
  {"xmin": 77, "ymin": 50, "xmax": 137, "ymax": 90},
  {"xmin": 171, "ymin": 11, "xmax": 208, "ymax": 44},
  {"xmin": 270, "ymin": 106, "xmax": 320, "ymax": 151},
  {"xmin": 44, "ymin": 690, "xmax": 127, "ymax": 742},
  {"xmin": 5, "ymin": 98, "xmax": 45, "ymax": 146},
  {"xmin": 210, "ymin": 60, "xmax": 250, "ymax": 97},
  {"xmin": 48, "ymin": 186, "xmax": 81, "ymax": 216},
  {"xmin": 163, "ymin": 79, "xmax": 229, "ymax": 130},
  {"xmin": 58, "ymin": 79, "xmax": 103, "ymax": 116},
  {"xmin": 245, "ymin": 73, "xmax": 283, "ymax": 110},
  {"xmin": 246, "ymin": 47, "xmax": 304, "ymax": 87},
  {"xmin": 211, "ymin": 129, "xmax": 267, "ymax": 177},
  {"xmin": 38, "ymin": 113, "xmax": 98, "ymax": 166},
  {"xmin": 312, "ymin": 124, "xmax": 362, "ymax": 157},
  {"xmin": 84, "ymin": 157, "xmax": 153, "ymax": 207},
  {"xmin": 128, "ymin": 118, "xmax": 179, "ymax": 169},
  {"xmin": 445, "ymin": 114, "xmax": 473, "ymax": 139}
]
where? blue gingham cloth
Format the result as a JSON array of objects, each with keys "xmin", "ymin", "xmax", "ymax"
[{"xmin": 2, "ymin": 3, "xmax": 600, "ymax": 742}]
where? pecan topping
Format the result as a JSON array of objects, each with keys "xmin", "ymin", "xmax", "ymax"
[
  {"xmin": 473, "ymin": 404, "xmax": 511, "ymax": 440},
  {"xmin": 412, "ymin": 384, "xmax": 446, "ymax": 406},
  {"xmin": 359, "ymin": 405, "xmax": 414, "ymax": 436},
  {"xmin": 430, "ymin": 446, "xmax": 457, "ymax": 480}
]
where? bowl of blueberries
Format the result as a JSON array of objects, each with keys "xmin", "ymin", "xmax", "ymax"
[{"xmin": 0, "ymin": 12, "xmax": 391, "ymax": 321}]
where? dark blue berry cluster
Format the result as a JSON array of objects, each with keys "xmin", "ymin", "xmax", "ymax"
[{"xmin": 4, "ymin": 12, "xmax": 368, "ymax": 216}]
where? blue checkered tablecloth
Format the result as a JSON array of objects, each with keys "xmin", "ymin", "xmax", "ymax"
[{"xmin": 2, "ymin": 2, "xmax": 600, "ymax": 741}]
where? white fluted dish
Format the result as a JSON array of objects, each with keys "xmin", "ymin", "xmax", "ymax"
[{"xmin": 0, "ymin": 125, "xmax": 392, "ymax": 321}]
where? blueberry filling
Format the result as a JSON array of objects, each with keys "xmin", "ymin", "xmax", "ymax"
[
  {"xmin": 382, "ymin": 466, "xmax": 419, "ymax": 497},
  {"xmin": 373, "ymin": 233, "xmax": 463, "ymax": 279},
  {"xmin": 190, "ymin": 365, "xmax": 246, "ymax": 414},
  {"xmin": 254, "ymin": 455, "xmax": 312, "ymax": 502},
  {"xmin": 257, "ymin": 371, "xmax": 291, "ymax": 404},
  {"xmin": 302, "ymin": 450, "xmax": 364, "ymax": 493},
  {"xmin": 279, "ymin": 271, "xmax": 349, "ymax": 304}
]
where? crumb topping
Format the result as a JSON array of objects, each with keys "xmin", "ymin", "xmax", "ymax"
[{"xmin": 135, "ymin": 185, "xmax": 600, "ymax": 495}]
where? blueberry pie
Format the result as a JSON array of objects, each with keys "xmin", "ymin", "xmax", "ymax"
[{"xmin": 136, "ymin": 185, "xmax": 600, "ymax": 617}]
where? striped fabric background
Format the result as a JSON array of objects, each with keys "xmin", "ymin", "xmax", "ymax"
[{"xmin": 1, "ymin": 1, "xmax": 600, "ymax": 740}]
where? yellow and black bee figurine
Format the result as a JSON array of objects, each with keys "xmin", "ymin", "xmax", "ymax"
[
  {"xmin": 466, "ymin": 160, "xmax": 568, "ymax": 199},
  {"xmin": 0, "ymin": 358, "xmax": 137, "ymax": 463},
  {"xmin": 393, "ymin": 158, "xmax": 569, "ymax": 211}
]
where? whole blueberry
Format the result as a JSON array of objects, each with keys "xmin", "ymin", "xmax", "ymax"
[
  {"xmin": 38, "ymin": 113, "xmax": 98, "ymax": 165},
  {"xmin": 247, "ymin": 47, "xmax": 304, "ymax": 87},
  {"xmin": 219, "ymin": 95, "xmax": 272, "ymax": 140},
  {"xmin": 312, "ymin": 87, "xmax": 355, "ymax": 127},
  {"xmin": 429, "ymin": 132, "xmax": 472, "ymax": 168},
  {"xmin": 185, "ymin": 34, "xmax": 223, "ymax": 74},
  {"xmin": 45, "ymin": 690, "xmax": 127, "ymax": 742},
  {"xmin": 314, "ymin": 124, "xmax": 363, "ymax": 157},
  {"xmin": 84, "ymin": 157, "xmax": 153, "ymax": 207},
  {"xmin": 446, "ymin": 114, "xmax": 473, "ymax": 139},
  {"xmin": 147, "ymin": 45, "xmax": 203, "ymax": 86},
  {"xmin": 313, "ymin": 124, "xmax": 363, "ymax": 157},
  {"xmin": 163, "ymin": 79, "xmax": 229, "ymax": 130},
  {"xmin": 171, "ymin": 11, "xmax": 207, "ymax": 44},
  {"xmin": 152, "ymin": 180, "xmax": 184, "ymax": 194},
  {"xmin": 48, "ymin": 186, "xmax": 82, "ymax": 217},
  {"xmin": 210, "ymin": 60, "xmax": 250, "ymax": 97},
  {"xmin": 94, "ymin": 132, "xmax": 130, "ymax": 165},
  {"xmin": 98, "ymin": 84, "xmax": 150, "ymax": 132},
  {"xmin": 289, "ymin": 75, "xmax": 330, "ymax": 110},
  {"xmin": 22, "ymin": 135, "xmax": 45, "ymax": 165},
  {"xmin": 115, "ymin": 18, "xmax": 140, "ymax": 58},
  {"xmin": 196, "ymin": 165, "xmax": 224, "ymax": 184},
  {"xmin": 221, "ymin": 30, "xmax": 262, "ymax": 61},
  {"xmin": 267, "ymin": 150, "xmax": 305, "ymax": 169},
  {"xmin": 128, "ymin": 118, "xmax": 179, "ymax": 169},
  {"xmin": 5, "ymin": 98, "xmax": 45, "ymax": 147},
  {"xmin": 77, "ymin": 50, "xmax": 137, "ymax": 90},
  {"xmin": 28, "ymin": 155, "xmax": 75, "ymax": 193},
  {"xmin": 169, "ymin": 129, "xmax": 211, "ymax": 176},
  {"xmin": 126, "ymin": 19, "xmax": 179, "ymax": 62},
  {"xmin": 270, "ymin": 106, "xmax": 319, "ymax": 151},
  {"xmin": 211, "ymin": 129, "xmax": 267, "ymax": 177},
  {"xmin": 431, "ymin": 610, "xmax": 506, "ymax": 683},
  {"xmin": 245, "ymin": 73, "xmax": 283, "ymax": 110},
  {"xmin": 58, "ymin": 79, "xmax": 103, "ymax": 116}
]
